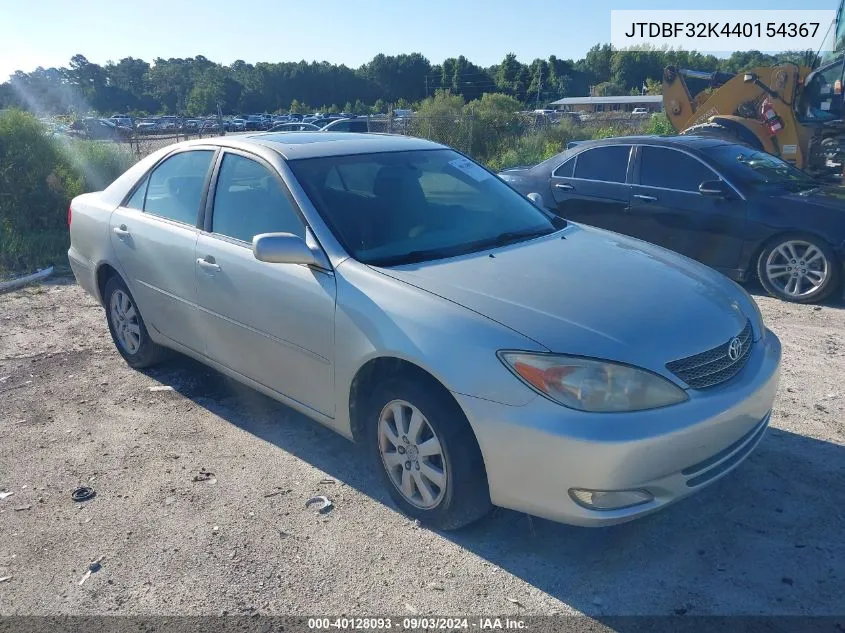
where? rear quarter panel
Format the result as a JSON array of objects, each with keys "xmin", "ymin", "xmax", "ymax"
[
  {"xmin": 69, "ymin": 145, "xmax": 175, "ymax": 302},
  {"xmin": 68, "ymin": 192, "xmax": 121, "ymax": 302}
]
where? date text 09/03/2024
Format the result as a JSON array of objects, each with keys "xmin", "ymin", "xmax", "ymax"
[{"xmin": 307, "ymin": 617, "xmax": 527, "ymax": 630}]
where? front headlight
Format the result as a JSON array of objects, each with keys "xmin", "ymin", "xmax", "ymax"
[{"xmin": 498, "ymin": 352, "xmax": 688, "ymax": 413}]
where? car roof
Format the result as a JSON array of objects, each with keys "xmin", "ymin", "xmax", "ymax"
[
  {"xmin": 577, "ymin": 134, "xmax": 736, "ymax": 150},
  {"xmin": 198, "ymin": 132, "xmax": 446, "ymax": 160}
]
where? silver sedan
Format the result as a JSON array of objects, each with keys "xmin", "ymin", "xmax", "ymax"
[{"xmin": 68, "ymin": 132, "xmax": 781, "ymax": 529}]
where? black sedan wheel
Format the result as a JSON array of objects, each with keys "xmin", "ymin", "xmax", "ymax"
[{"xmin": 757, "ymin": 234, "xmax": 841, "ymax": 303}]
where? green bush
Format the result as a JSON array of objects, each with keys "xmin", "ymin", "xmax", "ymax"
[
  {"xmin": 646, "ymin": 112, "xmax": 676, "ymax": 136},
  {"xmin": 0, "ymin": 109, "xmax": 134, "ymax": 271}
]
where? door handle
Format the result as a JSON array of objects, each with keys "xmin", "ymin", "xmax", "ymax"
[
  {"xmin": 633, "ymin": 194, "xmax": 658, "ymax": 202},
  {"xmin": 196, "ymin": 256, "xmax": 221, "ymax": 272},
  {"xmin": 554, "ymin": 183, "xmax": 574, "ymax": 191},
  {"xmin": 113, "ymin": 225, "xmax": 130, "ymax": 237}
]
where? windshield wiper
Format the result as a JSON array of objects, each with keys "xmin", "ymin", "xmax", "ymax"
[
  {"xmin": 366, "ymin": 247, "xmax": 463, "ymax": 267},
  {"xmin": 488, "ymin": 226, "xmax": 558, "ymax": 247},
  {"xmin": 366, "ymin": 225, "xmax": 561, "ymax": 268}
]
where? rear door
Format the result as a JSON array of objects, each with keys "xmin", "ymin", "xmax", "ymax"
[
  {"xmin": 630, "ymin": 145, "xmax": 747, "ymax": 270},
  {"xmin": 195, "ymin": 149, "xmax": 337, "ymax": 417},
  {"xmin": 550, "ymin": 145, "xmax": 633, "ymax": 233},
  {"xmin": 109, "ymin": 148, "xmax": 216, "ymax": 354}
]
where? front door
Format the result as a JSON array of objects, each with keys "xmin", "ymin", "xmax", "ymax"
[
  {"xmin": 629, "ymin": 145, "xmax": 747, "ymax": 271},
  {"xmin": 194, "ymin": 150, "xmax": 337, "ymax": 417},
  {"xmin": 109, "ymin": 148, "xmax": 216, "ymax": 353}
]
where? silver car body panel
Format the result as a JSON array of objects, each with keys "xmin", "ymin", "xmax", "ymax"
[
  {"xmin": 375, "ymin": 223, "xmax": 758, "ymax": 383},
  {"xmin": 194, "ymin": 232, "xmax": 337, "ymax": 417},
  {"xmin": 68, "ymin": 133, "xmax": 781, "ymax": 526}
]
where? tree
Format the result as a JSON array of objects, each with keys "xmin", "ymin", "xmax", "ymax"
[
  {"xmin": 466, "ymin": 92, "xmax": 523, "ymax": 160},
  {"xmin": 594, "ymin": 81, "xmax": 626, "ymax": 96},
  {"xmin": 0, "ymin": 45, "xmax": 782, "ymax": 118},
  {"xmin": 582, "ymin": 44, "xmax": 614, "ymax": 84},
  {"xmin": 496, "ymin": 53, "xmax": 522, "ymax": 95},
  {"xmin": 186, "ymin": 69, "xmax": 226, "ymax": 116}
]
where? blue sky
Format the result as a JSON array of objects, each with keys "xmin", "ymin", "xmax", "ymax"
[{"xmin": 0, "ymin": 0, "xmax": 838, "ymax": 81}]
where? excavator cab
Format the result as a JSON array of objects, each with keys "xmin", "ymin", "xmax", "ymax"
[
  {"xmin": 799, "ymin": 58, "xmax": 845, "ymax": 122},
  {"xmin": 800, "ymin": 0, "xmax": 845, "ymax": 123},
  {"xmin": 662, "ymin": 0, "xmax": 845, "ymax": 179}
]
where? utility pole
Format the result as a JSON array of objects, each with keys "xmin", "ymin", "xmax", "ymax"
[{"xmin": 537, "ymin": 64, "xmax": 542, "ymax": 109}]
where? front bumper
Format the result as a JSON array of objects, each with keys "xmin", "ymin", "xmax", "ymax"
[{"xmin": 455, "ymin": 330, "xmax": 782, "ymax": 526}]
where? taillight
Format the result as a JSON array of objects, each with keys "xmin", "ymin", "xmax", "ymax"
[{"xmin": 68, "ymin": 204, "xmax": 72, "ymax": 228}]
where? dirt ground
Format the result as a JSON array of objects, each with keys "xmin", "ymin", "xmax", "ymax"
[{"xmin": 0, "ymin": 275, "xmax": 843, "ymax": 618}]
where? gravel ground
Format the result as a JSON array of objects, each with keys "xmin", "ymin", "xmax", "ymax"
[{"xmin": 0, "ymin": 276, "xmax": 843, "ymax": 618}]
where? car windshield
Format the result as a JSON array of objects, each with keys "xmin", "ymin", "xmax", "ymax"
[
  {"xmin": 701, "ymin": 144, "xmax": 819, "ymax": 193},
  {"xmin": 288, "ymin": 148, "xmax": 564, "ymax": 266}
]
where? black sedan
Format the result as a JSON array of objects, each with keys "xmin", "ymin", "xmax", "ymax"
[{"xmin": 499, "ymin": 136, "xmax": 845, "ymax": 304}]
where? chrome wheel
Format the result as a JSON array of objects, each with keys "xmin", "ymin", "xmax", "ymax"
[
  {"xmin": 765, "ymin": 240, "xmax": 830, "ymax": 299},
  {"xmin": 109, "ymin": 289, "xmax": 142, "ymax": 354},
  {"xmin": 378, "ymin": 399, "xmax": 447, "ymax": 510}
]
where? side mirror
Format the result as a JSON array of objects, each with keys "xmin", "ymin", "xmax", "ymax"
[
  {"xmin": 253, "ymin": 232, "xmax": 318, "ymax": 266},
  {"xmin": 699, "ymin": 180, "xmax": 732, "ymax": 198},
  {"xmin": 527, "ymin": 192, "xmax": 545, "ymax": 207}
]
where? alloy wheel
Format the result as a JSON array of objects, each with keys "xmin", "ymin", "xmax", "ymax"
[
  {"xmin": 765, "ymin": 240, "xmax": 829, "ymax": 299},
  {"xmin": 377, "ymin": 399, "xmax": 447, "ymax": 510},
  {"xmin": 110, "ymin": 289, "xmax": 142, "ymax": 354}
]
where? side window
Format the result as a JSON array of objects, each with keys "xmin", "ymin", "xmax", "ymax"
[
  {"xmin": 125, "ymin": 175, "xmax": 149, "ymax": 209},
  {"xmin": 144, "ymin": 150, "xmax": 214, "ymax": 224},
  {"xmin": 552, "ymin": 158, "xmax": 575, "ymax": 178},
  {"xmin": 573, "ymin": 146, "xmax": 631, "ymax": 183},
  {"xmin": 640, "ymin": 147, "xmax": 717, "ymax": 192},
  {"xmin": 212, "ymin": 153, "xmax": 305, "ymax": 243}
]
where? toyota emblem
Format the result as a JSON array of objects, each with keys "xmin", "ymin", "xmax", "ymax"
[{"xmin": 727, "ymin": 337, "xmax": 743, "ymax": 361}]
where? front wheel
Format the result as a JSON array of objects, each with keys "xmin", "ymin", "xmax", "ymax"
[
  {"xmin": 757, "ymin": 234, "xmax": 841, "ymax": 303},
  {"xmin": 367, "ymin": 378, "xmax": 491, "ymax": 530}
]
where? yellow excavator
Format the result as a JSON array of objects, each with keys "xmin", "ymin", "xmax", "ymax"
[{"xmin": 663, "ymin": 0, "xmax": 845, "ymax": 179}]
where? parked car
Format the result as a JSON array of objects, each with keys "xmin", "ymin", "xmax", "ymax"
[
  {"xmin": 268, "ymin": 122, "xmax": 322, "ymax": 132},
  {"xmin": 244, "ymin": 115, "xmax": 265, "ymax": 131},
  {"xmin": 319, "ymin": 118, "xmax": 369, "ymax": 133},
  {"xmin": 69, "ymin": 117, "xmax": 132, "ymax": 141},
  {"xmin": 110, "ymin": 114, "xmax": 133, "ymax": 128},
  {"xmin": 68, "ymin": 133, "xmax": 780, "ymax": 530},
  {"xmin": 499, "ymin": 135, "xmax": 845, "ymax": 304},
  {"xmin": 200, "ymin": 120, "xmax": 222, "ymax": 132},
  {"xmin": 136, "ymin": 121, "xmax": 160, "ymax": 135},
  {"xmin": 631, "ymin": 108, "xmax": 650, "ymax": 116}
]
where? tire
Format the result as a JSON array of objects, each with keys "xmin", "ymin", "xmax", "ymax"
[
  {"xmin": 680, "ymin": 122, "xmax": 762, "ymax": 150},
  {"xmin": 103, "ymin": 275, "xmax": 168, "ymax": 369},
  {"xmin": 757, "ymin": 233, "xmax": 841, "ymax": 304},
  {"xmin": 366, "ymin": 377, "xmax": 491, "ymax": 530}
]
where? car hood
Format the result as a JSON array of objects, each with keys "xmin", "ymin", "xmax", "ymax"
[
  {"xmin": 373, "ymin": 225, "xmax": 752, "ymax": 376},
  {"xmin": 778, "ymin": 185, "xmax": 845, "ymax": 211}
]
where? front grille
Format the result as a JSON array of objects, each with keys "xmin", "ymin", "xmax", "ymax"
[{"xmin": 666, "ymin": 319, "xmax": 753, "ymax": 389}]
